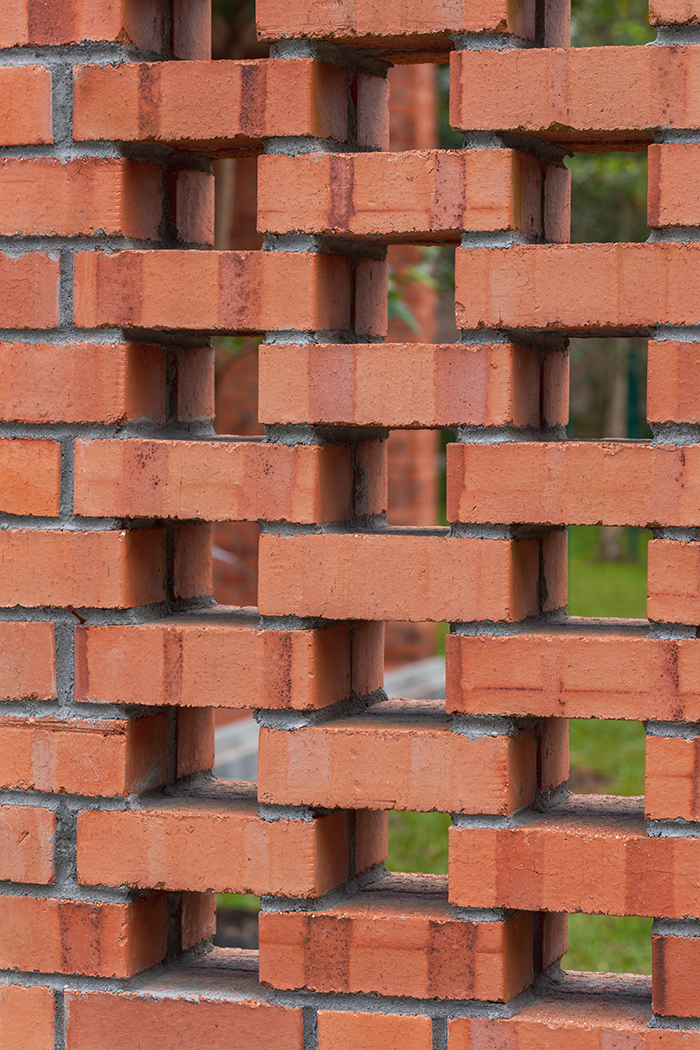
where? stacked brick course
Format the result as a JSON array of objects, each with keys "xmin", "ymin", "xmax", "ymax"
[{"xmin": 4, "ymin": 0, "xmax": 700, "ymax": 1048}]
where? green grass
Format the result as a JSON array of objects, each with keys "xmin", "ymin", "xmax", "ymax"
[
  {"xmin": 217, "ymin": 893, "xmax": 260, "ymax": 913},
  {"xmin": 564, "ymin": 915, "xmax": 652, "ymax": 974},
  {"xmin": 386, "ymin": 811, "xmax": 450, "ymax": 874},
  {"xmin": 567, "ymin": 525, "xmax": 650, "ymax": 618}
]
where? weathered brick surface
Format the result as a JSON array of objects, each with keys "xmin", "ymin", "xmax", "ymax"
[
  {"xmin": 75, "ymin": 615, "xmax": 383, "ymax": 710},
  {"xmin": 0, "ymin": 0, "xmax": 163, "ymax": 48},
  {"xmin": 0, "ymin": 985, "xmax": 55, "ymax": 1050},
  {"xmin": 0, "ymin": 806, "xmax": 55, "ymax": 883},
  {"xmin": 0, "ymin": 67, "xmax": 52, "ymax": 146},
  {"xmin": 77, "ymin": 786, "xmax": 387, "ymax": 897},
  {"xmin": 0, "ymin": 252, "xmax": 59, "ymax": 327}
]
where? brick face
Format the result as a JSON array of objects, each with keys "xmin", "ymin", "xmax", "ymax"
[{"xmin": 6, "ymin": 0, "xmax": 700, "ymax": 1046}]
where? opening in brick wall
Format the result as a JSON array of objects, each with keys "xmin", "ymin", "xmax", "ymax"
[
  {"xmin": 386, "ymin": 811, "xmax": 450, "ymax": 874},
  {"xmin": 568, "ymin": 525, "xmax": 650, "ymax": 614},
  {"xmin": 570, "ymin": 0, "xmax": 655, "ymax": 49},
  {"xmin": 562, "ymin": 914, "xmax": 652, "ymax": 975},
  {"xmin": 214, "ymin": 893, "xmax": 260, "ymax": 950},
  {"xmin": 567, "ymin": 152, "xmax": 648, "ymax": 244},
  {"xmin": 569, "ymin": 719, "xmax": 645, "ymax": 795}
]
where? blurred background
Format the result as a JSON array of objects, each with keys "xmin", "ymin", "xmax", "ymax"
[{"xmin": 210, "ymin": 0, "xmax": 655, "ymax": 975}]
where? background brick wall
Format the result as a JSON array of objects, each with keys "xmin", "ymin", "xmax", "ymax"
[{"xmin": 3, "ymin": 0, "xmax": 700, "ymax": 1048}]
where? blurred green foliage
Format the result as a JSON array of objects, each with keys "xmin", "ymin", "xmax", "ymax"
[
  {"xmin": 568, "ymin": 525, "xmax": 650, "ymax": 618},
  {"xmin": 212, "ymin": 0, "xmax": 254, "ymax": 18}
]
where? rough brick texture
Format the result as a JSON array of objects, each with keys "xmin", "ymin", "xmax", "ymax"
[{"xmin": 5, "ymin": 0, "xmax": 700, "ymax": 1046}]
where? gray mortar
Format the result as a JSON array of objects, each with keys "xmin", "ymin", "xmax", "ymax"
[
  {"xmin": 653, "ymin": 918, "xmax": 700, "ymax": 937},
  {"xmin": 262, "ymin": 233, "xmax": 387, "ymax": 261},
  {"xmin": 652, "ymin": 527, "xmax": 700, "ymax": 541},
  {"xmin": 649, "ymin": 1016, "xmax": 700, "ymax": 1031},
  {"xmin": 460, "ymin": 230, "xmax": 540, "ymax": 248},
  {"xmin": 303, "ymin": 1006, "xmax": 319, "ymax": 1050},
  {"xmin": 259, "ymin": 804, "xmax": 316, "ymax": 823},
  {"xmin": 451, "ymin": 32, "xmax": 534, "ymax": 49},
  {"xmin": 458, "ymin": 328, "xmax": 508, "ymax": 344},
  {"xmin": 647, "ymin": 819, "xmax": 700, "ymax": 838},
  {"xmin": 648, "ymin": 227, "xmax": 700, "ymax": 243},
  {"xmin": 432, "ymin": 1017, "xmax": 448, "ymax": 1050},
  {"xmin": 53, "ymin": 988, "xmax": 65, "ymax": 1050},
  {"xmin": 654, "ymin": 129, "xmax": 700, "ymax": 145},
  {"xmin": 451, "ymin": 715, "xmax": 535, "ymax": 738},
  {"xmin": 647, "ymin": 720, "xmax": 700, "ymax": 738},
  {"xmin": 255, "ymin": 688, "xmax": 387, "ymax": 731},
  {"xmin": 651, "ymin": 423, "xmax": 700, "ymax": 445},
  {"xmin": 454, "ymin": 424, "xmax": 567, "ymax": 443},
  {"xmin": 269, "ymin": 38, "xmax": 389, "ymax": 79},
  {"xmin": 651, "ymin": 24, "xmax": 700, "ymax": 45},
  {"xmin": 653, "ymin": 326, "xmax": 700, "ymax": 342}
]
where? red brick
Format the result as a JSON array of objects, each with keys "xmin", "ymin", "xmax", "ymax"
[
  {"xmin": 259, "ymin": 533, "xmax": 548, "ymax": 623},
  {"xmin": 356, "ymin": 71, "xmax": 390, "ymax": 150},
  {"xmin": 65, "ymin": 988, "xmax": 303, "ymax": 1050},
  {"xmin": 318, "ymin": 1011, "xmax": 432, "ymax": 1050},
  {"xmin": 0, "ymin": 805, "xmax": 54, "ymax": 883},
  {"xmin": 648, "ymin": 538, "xmax": 700, "ymax": 623},
  {"xmin": 446, "ymin": 630, "xmax": 700, "ymax": 721},
  {"xmin": 0, "ymin": 893, "xmax": 166, "ymax": 977},
  {"xmin": 653, "ymin": 934, "xmax": 700, "ymax": 1017},
  {"xmin": 172, "ymin": 522, "xmax": 212, "ymax": 601},
  {"xmin": 73, "ymin": 59, "xmax": 348, "ymax": 152},
  {"xmin": 0, "ymin": 0, "xmax": 163, "ymax": 48},
  {"xmin": 256, "ymin": 0, "xmax": 538, "ymax": 49},
  {"xmin": 258, "ymin": 708, "xmax": 538, "ymax": 814},
  {"xmin": 646, "ymin": 734, "xmax": 700, "ymax": 821},
  {"xmin": 174, "ymin": 347, "xmax": 214, "ymax": 423},
  {"xmin": 173, "ymin": 169, "xmax": 214, "ymax": 245},
  {"xmin": 648, "ymin": 143, "xmax": 700, "ymax": 229},
  {"xmin": 449, "ymin": 796, "xmax": 700, "ymax": 918},
  {"xmin": 77, "ymin": 789, "xmax": 387, "ymax": 897},
  {"xmin": 179, "ymin": 891, "xmax": 215, "ymax": 951},
  {"xmin": 258, "ymin": 150, "xmax": 563, "ymax": 242},
  {"xmin": 354, "ymin": 439, "xmax": 388, "ymax": 517},
  {"xmin": 0, "ymin": 528, "xmax": 165, "ymax": 608},
  {"xmin": 447, "ymin": 441, "xmax": 700, "ymax": 528},
  {"xmin": 448, "ymin": 987, "xmax": 676, "ymax": 1049},
  {"xmin": 259, "ymin": 342, "xmax": 568, "ymax": 429},
  {"xmin": 0, "ymin": 252, "xmax": 59, "ymax": 328},
  {"xmin": 0, "ymin": 158, "xmax": 162, "ymax": 239},
  {"xmin": 172, "ymin": 0, "xmax": 211, "ymax": 60},
  {"xmin": 450, "ymin": 45, "xmax": 700, "ymax": 149},
  {"xmin": 648, "ymin": 341, "xmax": 700, "ymax": 425},
  {"xmin": 456, "ymin": 243, "xmax": 700, "ymax": 332},
  {"xmin": 74, "ymin": 251, "xmax": 353, "ymax": 333},
  {"xmin": 650, "ymin": 0, "xmax": 700, "ymax": 23},
  {"xmin": 75, "ymin": 615, "xmax": 383, "ymax": 710},
  {"xmin": 0, "ymin": 438, "xmax": 60, "ymax": 516},
  {"xmin": 0, "ymin": 622, "xmax": 56, "ymax": 701},
  {"xmin": 0, "ymin": 714, "xmax": 167, "ymax": 796},
  {"xmin": 0, "ymin": 985, "xmax": 54, "ymax": 1050},
  {"xmin": 0, "ymin": 343, "xmax": 166, "ymax": 425},
  {"xmin": 259, "ymin": 882, "xmax": 538, "ymax": 1001},
  {"xmin": 0, "ymin": 67, "xmax": 52, "ymax": 146},
  {"xmin": 175, "ymin": 708, "xmax": 215, "ymax": 779},
  {"xmin": 354, "ymin": 256, "xmax": 388, "ymax": 338},
  {"xmin": 74, "ymin": 439, "xmax": 353, "ymax": 523}
]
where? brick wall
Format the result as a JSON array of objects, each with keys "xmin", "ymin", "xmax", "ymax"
[{"xmin": 4, "ymin": 1, "xmax": 700, "ymax": 1048}]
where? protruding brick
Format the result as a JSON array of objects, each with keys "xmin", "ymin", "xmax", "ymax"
[
  {"xmin": 646, "ymin": 733, "xmax": 700, "ymax": 821},
  {"xmin": 0, "ymin": 805, "xmax": 55, "ymax": 883},
  {"xmin": 259, "ymin": 533, "xmax": 548, "ymax": 623},
  {"xmin": 650, "ymin": 0, "xmax": 700, "ymax": 23},
  {"xmin": 0, "ymin": 67, "xmax": 52, "ymax": 146},
  {"xmin": 77, "ymin": 786, "xmax": 387, "ymax": 897},
  {"xmin": 258, "ymin": 702, "xmax": 538, "ymax": 814},
  {"xmin": 0, "ymin": 528, "xmax": 165, "ymax": 608},
  {"xmin": 0, "ymin": 438, "xmax": 60, "ymax": 516},
  {"xmin": 65, "ymin": 985, "xmax": 303, "ymax": 1050},
  {"xmin": 653, "ymin": 934, "xmax": 700, "ymax": 1017},
  {"xmin": 0, "ymin": 158, "xmax": 162, "ymax": 238},
  {"xmin": 176, "ymin": 708, "xmax": 215, "ymax": 779},
  {"xmin": 179, "ymin": 891, "xmax": 215, "ymax": 951},
  {"xmin": 259, "ymin": 342, "xmax": 568, "ymax": 429},
  {"xmin": 446, "ymin": 627, "xmax": 700, "ymax": 721},
  {"xmin": 172, "ymin": 169, "xmax": 214, "ymax": 245},
  {"xmin": 648, "ymin": 340, "xmax": 700, "ymax": 425},
  {"xmin": 449, "ymin": 795, "xmax": 700, "ymax": 918},
  {"xmin": 74, "ymin": 250, "xmax": 353, "ymax": 333},
  {"xmin": 172, "ymin": 0, "xmax": 211, "ymax": 59},
  {"xmin": 259, "ymin": 877, "xmax": 544, "ymax": 1002},
  {"xmin": 0, "ymin": 622, "xmax": 56, "ymax": 701},
  {"xmin": 648, "ymin": 538, "xmax": 700, "ymax": 623},
  {"xmin": 0, "ymin": 252, "xmax": 59, "ymax": 328},
  {"xmin": 0, "ymin": 893, "xmax": 166, "ymax": 977},
  {"xmin": 0, "ymin": 0, "xmax": 163, "ymax": 48},
  {"xmin": 0, "ymin": 985, "xmax": 55, "ymax": 1050},
  {"xmin": 75, "ymin": 613, "xmax": 383, "ymax": 710},
  {"xmin": 648, "ymin": 143, "xmax": 700, "ymax": 229},
  {"xmin": 450, "ymin": 45, "xmax": 700, "ymax": 148},
  {"xmin": 256, "ymin": 0, "xmax": 539, "ymax": 51},
  {"xmin": 318, "ymin": 1011, "xmax": 432, "ymax": 1050},
  {"xmin": 456, "ymin": 243, "xmax": 700, "ymax": 332},
  {"xmin": 74, "ymin": 439, "xmax": 353, "ymax": 523},
  {"xmin": 447, "ymin": 441, "xmax": 700, "ymax": 528},
  {"xmin": 0, "ymin": 714, "xmax": 167, "ymax": 796},
  {"xmin": 73, "ymin": 59, "xmax": 348, "ymax": 152},
  {"xmin": 0, "ymin": 343, "xmax": 166, "ymax": 425},
  {"xmin": 174, "ymin": 346, "xmax": 214, "ymax": 423},
  {"xmin": 258, "ymin": 150, "xmax": 565, "ymax": 242}
]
